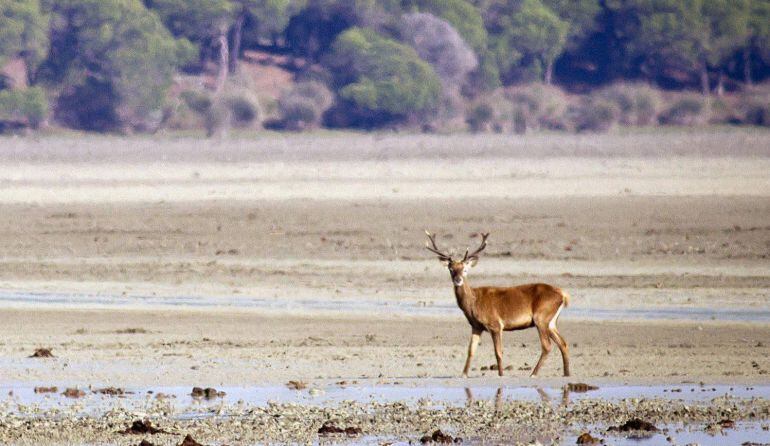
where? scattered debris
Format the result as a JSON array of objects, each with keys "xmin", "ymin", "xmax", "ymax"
[
  {"xmin": 115, "ymin": 328, "xmax": 149, "ymax": 334},
  {"xmin": 179, "ymin": 434, "xmax": 204, "ymax": 446},
  {"xmin": 576, "ymin": 432, "xmax": 601, "ymax": 444},
  {"xmin": 707, "ymin": 418, "xmax": 737, "ymax": 432},
  {"xmin": 718, "ymin": 419, "xmax": 736, "ymax": 429},
  {"xmin": 286, "ymin": 380, "xmax": 307, "ymax": 390},
  {"xmin": 62, "ymin": 388, "xmax": 85, "ymax": 398},
  {"xmin": 94, "ymin": 387, "xmax": 129, "ymax": 396},
  {"xmin": 608, "ymin": 418, "xmax": 658, "ymax": 433},
  {"xmin": 120, "ymin": 420, "xmax": 166, "ymax": 435},
  {"xmin": 190, "ymin": 387, "xmax": 225, "ymax": 399},
  {"xmin": 566, "ymin": 383, "xmax": 599, "ymax": 392},
  {"xmin": 317, "ymin": 421, "xmax": 363, "ymax": 437},
  {"xmin": 487, "ymin": 363, "xmax": 514, "ymax": 371},
  {"xmin": 29, "ymin": 348, "xmax": 54, "ymax": 358},
  {"xmin": 419, "ymin": 430, "xmax": 461, "ymax": 444},
  {"xmin": 34, "ymin": 386, "xmax": 57, "ymax": 394}
]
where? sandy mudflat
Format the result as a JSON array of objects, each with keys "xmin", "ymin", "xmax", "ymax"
[{"xmin": 0, "ymin": 130, "xmax": 768, "ymax": 444}]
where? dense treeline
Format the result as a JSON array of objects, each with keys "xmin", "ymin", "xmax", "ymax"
[{"xmin": 0, "ymin": 0, "xmax": 769, "ymax": 133}]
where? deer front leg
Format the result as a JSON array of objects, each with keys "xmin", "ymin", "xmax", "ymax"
[
  {"xmin": 490, "ymin": 330, "xmax": 504, "ymax": 376},
  {"xmin": 462, "ymin": 328, "xmax": 482, "ymax": 377}
]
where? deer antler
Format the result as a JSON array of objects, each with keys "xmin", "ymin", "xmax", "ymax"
[
  {"xmin": 463, "ymin": 233, "xmax": 490, "ymax": 262},
  {"xmin": 425, "ymin": 230, "xmax": 452, "ymax": 261}
]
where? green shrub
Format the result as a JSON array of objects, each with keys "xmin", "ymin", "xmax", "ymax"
[
  {"xmin": 659, "ymin": 95, "xmax": 707, "ymax": 126},
  {"xmin": 0, "ymin": 87, "xmax": 48, "ymax": 128},
  {"xmin": 569, "ymin": 98, "xmax": 619, "ymax": 133},
  {"xmin": 598, "ymin": 83, "xmax": 662, "ymax": 126},
  {"xmin": 277, "ymin": 81, "xmax": 334, "ymax": 130},
  {"xmin": 327, "ymin": 27, "xmax": 442, "ymax": 125}
]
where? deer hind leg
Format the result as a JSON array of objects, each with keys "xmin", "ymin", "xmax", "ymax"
[
  {"xmin": 549, "ymin": 327, "xmax": 570, "ymax": 377},
  {"xmin": 462, "ymin": 328, "xmax": 482, "ymax": 377},
  {"xmin": 490, "ymin": 330, "xmax": 504, "ymax": 376},
  {"xmin": 548, "ymin": 301, "xmax": 570, "ymax": 376},
  {"xmin": 530, "ymin": 323, "xmax": 552, "ymax": 377}
]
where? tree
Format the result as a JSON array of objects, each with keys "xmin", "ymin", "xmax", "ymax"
[
  {"xmin": 745, "ymin": 0, "xmax": 770, "ymax": 85},
  {"xmin": 542, "ymin": 0, "xmax": 600, "ymax": 46},
  {"xmin": 0, "ymin": 0, "xmax": 48, "ymax": 84},
  {"xmin": 145, "ymin": 0, "xmax": 234, "ymax": 91},
  {"xmin": 42, "ymin": 0, "xmax": 195, "ymax": 131},
  {"xmin": 484, "ymin": 0, "xmax": 568, "ymax": 84},
  {"xmin": 403, "ymin": 0, "xmax": 499, "ymax": 90},
  {"xmin": 614, "ymin": 0, "xmax": 750, "ymax": 95},
  {"xmin": 326, "ymin": 27, "xmax": 442, "ymax": 126},
  {"xmin": 228, "ymin": 0, "xmax": 306, "ymax": 72},
  {"xmin": 285, "ymin": 0, "xmax": 400, "ymax": 63},
  {"xmin": 399, "ymin": 12, "xmax": 478, "ymax": 88}
]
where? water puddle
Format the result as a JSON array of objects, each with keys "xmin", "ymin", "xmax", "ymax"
[{"xmin": 1, "ymin": 290, "xmax": 769, "ymax": 322}]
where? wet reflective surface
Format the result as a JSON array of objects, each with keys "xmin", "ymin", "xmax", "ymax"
[{"xmin": 1, "ymin": 290, "xmax": 769, "ymax": 322}]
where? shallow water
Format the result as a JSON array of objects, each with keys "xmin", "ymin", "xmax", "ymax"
[
  {"xmin": 1, "ymin": 290, "xmax": 769, "ymax": 322},
  {"xmin": 567, "ymin": 422, "xmax": 770, "ymax": 446},
  {"xmin": 2, "ymin": 383, "xmax": 769, "ymax": 418}
]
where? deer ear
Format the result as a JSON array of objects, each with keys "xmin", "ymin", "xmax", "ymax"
[{"xmin": 465, "ymin": 257, "xmax": 478, "ymax": 267}]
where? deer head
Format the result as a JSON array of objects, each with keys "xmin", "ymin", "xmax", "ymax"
[{"xmin": 425, "ymin": 231, "xmax": 489, "ymax": 286}]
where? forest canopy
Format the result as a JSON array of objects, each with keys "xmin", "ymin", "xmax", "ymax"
[{"xmin": 0, "ymin": 0, "xmax": 768, "ymax": 133}]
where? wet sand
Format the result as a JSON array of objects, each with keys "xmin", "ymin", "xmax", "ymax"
[{"xmin": 0, "ymin": 130, "xmax": 768, "ymax": 444}]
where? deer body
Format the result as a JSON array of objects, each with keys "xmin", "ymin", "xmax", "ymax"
[{"xmin": 426, "ymin": 232, "xmax": 570, "ymax": 377}]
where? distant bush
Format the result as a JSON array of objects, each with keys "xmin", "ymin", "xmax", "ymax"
[
  {"xmin": 227, "ymin": 95, "xmax": 259, "ymax": 127},
  {"xmin": 466, "ymin": 102, "xmax": 495, "ymax": 132},
  {"xmin": 504, "ymin": 83, "xmax": 570, "ymax": 131},
  {"xmin": 659, "ymin": 95, "xmax": 707, "ymax": 126},
  {"xmin": 180, "ymin": 87, "xmax": 260, "ymax": 136},
  {"xmin": 742, "ymin": 102, "xmax": 770, "ymax": 126},
  {"xmin": 568, "ymin": 97, "xmax": 619, "ymax": 133},
  {"xmin": 735, "ymin": 84, "xmax": 770, "ymax": 127},
  {"xmin": 277, "ymin": 81, "xmax": 334, "ymax": 130},
  {"xmin": 597, "ymin": 83, "xmax": 661, "ymax": 126},
  {"xmin": 0, "ymin": 87, "xmax": 48, "ymax": 129},
  {"xmin": 181, "ymin": 90, "xmax": 213, "ymax": 115}
]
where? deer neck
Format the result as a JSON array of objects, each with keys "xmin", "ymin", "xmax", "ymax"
[{"xmin": 453, "ymin": 279, "xmax": 476, "ymax": 314}]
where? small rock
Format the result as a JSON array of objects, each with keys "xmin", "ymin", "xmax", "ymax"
[
  {"xmin": 286, "ymin": 380, "xmax": 307, "ymax": 390},
  {"xmin": 318, "ymin": 422, "xmax": 362, "ymax": 437},
  {"xmin": 120, "ymin": 420, "xmax": 165, "ymax": 435},
  {"xmin": 34, "ymin": 386, "xmax": 57, "ymax": 393},
  {"xmin": 566, "ymin": 383, "xmax": 599, "ymax": 392},
  {"xmin": 62, "ymin": 388, "xmax": 85, "ymax": 398},
  {"xmin": 608, "ymin": 418, "xmax": 658, "ymax": 432},
  {"xmin": 420, "ymin": 430, "xmax": 460, "ymax": 444},
  {"xmin": 94, "ymin": 387, "xmax": 128, "ymax": 396},
  {"xmin": 191, "ymin": 387, "xmax": 225, "ymax": 399},
  {"xmin": 29, "ymin": 348, "xmax": 54, "ymax": 358},
  {"xmin": 576, "ymin": 432, "xmax": 601, "ymax": 444},
  {"xmin": 179, "ymin": 435, "xmax": 204, "ymax": 446},
  {"xmin": 718, "ymin": 419, "xmax": 735, "ymax": 429},
  {"xmin": 138, "ymin": 441, "xmax": 157, "ymax": 446}
]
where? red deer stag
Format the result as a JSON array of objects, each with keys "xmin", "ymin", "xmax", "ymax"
[{"xmin": 425, "ymin": 231, "xmax": 570, "ymax": 377}]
